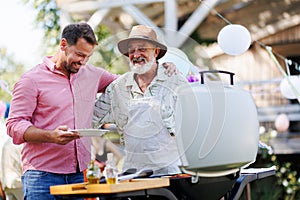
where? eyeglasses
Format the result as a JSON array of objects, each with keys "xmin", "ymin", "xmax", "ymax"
[{"xmin": 128, "ymin": 47, "xmax": 155, "ymax": 54}]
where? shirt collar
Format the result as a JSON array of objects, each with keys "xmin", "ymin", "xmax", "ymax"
[
  {"xmin": 125, "ymin": 63, "xmax": 167, "ymax": 87},
  {"xmin": 156, "ymin": 63, "xmax": 168, "ymax": 81},
  {"xmin": 125, "ymin": 71, "xmax": 136, "ymax": 87},
  {"xmin": 44, "ymin": 56, "xmax": 56, "ymax": 72},
  {"xmin": 43, "ymin": 56, "xmax": 76, "ymax": 78}
]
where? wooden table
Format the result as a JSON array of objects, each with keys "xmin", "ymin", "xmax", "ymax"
[
  {"xmin": 50, "ymin": 177, "xmax": 176, "ymax": 199},
  {"xmin": 50, "ymin": 167, "xmax": 276, "ymax": 200}
]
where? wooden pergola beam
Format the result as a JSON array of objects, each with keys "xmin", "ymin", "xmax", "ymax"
[{"xmin": 56, "ymin": 0, "xmax": 221, "ymax": 47}]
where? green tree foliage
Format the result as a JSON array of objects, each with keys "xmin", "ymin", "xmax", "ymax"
[
  {"xmin": 22, "ymin": 0, "xmax": 128, "ymax": 74},
  {"xmin": 254, "ymin": 134, "xmax": 300, "ymax": 200},
  {"xmin": 0, "ymin": 48, "xmax": 25, "ymax": 102},
  {"xmin": 88, "ymin": 25, "xmax": 128, "ymax": 74},
  {"xmin": 22, "ymin": 0, "xmax": 60, "ymax": 55}
]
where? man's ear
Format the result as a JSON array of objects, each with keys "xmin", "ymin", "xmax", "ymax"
[
  {"xmin": 60, "ymin": 38, "xmax": 68, "ymax": 51},
  {"xmin": 154, "ymin": 48, "xmax": 160, "ymax": 57}
]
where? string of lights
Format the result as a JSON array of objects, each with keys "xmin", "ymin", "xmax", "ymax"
[
  {"xmin": 199, "ymin": 0, "xmax": 300, "ymax": 74},
  {"xmin": 199, "ymin": 0, "xmax": 300, "ymax": 102}
]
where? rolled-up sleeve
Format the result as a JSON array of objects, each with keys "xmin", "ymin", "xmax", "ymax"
[{"xmin": 6, "ymin": 76, "xmax": 38, "ymax": 144}]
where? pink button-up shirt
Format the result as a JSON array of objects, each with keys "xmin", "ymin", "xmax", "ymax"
[{"xmin": 6, "ymin": 56, "xmax": 117, "ymax": 174}]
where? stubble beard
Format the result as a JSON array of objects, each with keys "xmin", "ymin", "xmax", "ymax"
[{"xmin": 63, "ymin": 61, "xmax": 80, "ymax": 74}]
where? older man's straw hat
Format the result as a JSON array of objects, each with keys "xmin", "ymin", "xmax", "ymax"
[{"xmin": 118, "ymin": 25, "xmax": 167, "ymax": 59}]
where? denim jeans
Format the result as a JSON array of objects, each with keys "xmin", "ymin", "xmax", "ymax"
[{"xmin": 22, "ymin": 170, "xmax": 84, "ymax": 200}]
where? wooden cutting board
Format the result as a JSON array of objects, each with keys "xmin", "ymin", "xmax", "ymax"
[{"xmin": 50, "ymin": 178, "xmax": 170, "ymax": 195}]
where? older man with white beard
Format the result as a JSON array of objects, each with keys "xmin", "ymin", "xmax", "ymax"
[{"xmin": 93, "ymin": 25, "xmax": 189, "ymax": 176}]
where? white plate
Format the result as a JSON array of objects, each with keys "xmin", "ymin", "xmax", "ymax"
[{"xmin": 71, "ymin": 129, "xmax": 110, "ymax": 137}]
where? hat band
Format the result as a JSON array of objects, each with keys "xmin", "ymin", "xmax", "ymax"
[{"xmin": 131, "ymin": 35, "xmax": 156, "ymax": 41}]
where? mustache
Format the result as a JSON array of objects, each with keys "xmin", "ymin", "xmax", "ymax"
[{"xmin": 132, "ymin": 57, "xmax": 146, "ymax": 63}]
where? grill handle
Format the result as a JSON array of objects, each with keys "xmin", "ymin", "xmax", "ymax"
[{"xmin": 199, "ymin": 70, "xmax": 235, "ymax": 85}]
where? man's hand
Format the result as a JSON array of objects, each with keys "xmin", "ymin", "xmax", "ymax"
[
  {"xmin": 23, "ymin": 125, "xmax": 80, "ymax": 145},
  {"xmin": 162, "ymin": 62, "xmax": 178, "ymax": 77},
  {"xmin": 53, "ymin": 126, "xmax": 80, "ymax": 145}
]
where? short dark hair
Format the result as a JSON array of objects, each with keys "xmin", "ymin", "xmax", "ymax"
[{"xmin": 62, "ymin": 23, "xmax": 98, "ymax": 46}]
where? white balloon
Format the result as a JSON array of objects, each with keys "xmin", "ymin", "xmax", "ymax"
[
  {"xmin": 274, "ymin": 113, "xmax": 290, "ymax": 132},
  {"xmin": 217, "ymin": 24, "xmax": 251, "ymax": 56},
  {"xmin": 279, "ymin": 76, "xmax": 300, "ymax": 99},
  {"xmin": 159, "ymin": 47, "xmax": 194, "ymax": 76}
]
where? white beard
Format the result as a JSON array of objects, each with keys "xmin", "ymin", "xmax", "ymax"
[{"xmin": 129, "ymin": 52, "xmax": 156, "ymax": 75}]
